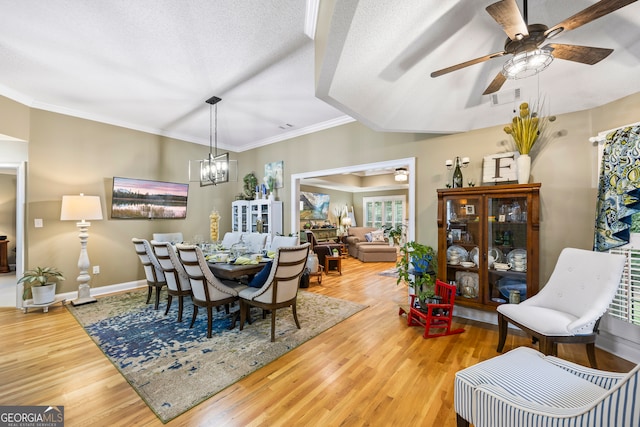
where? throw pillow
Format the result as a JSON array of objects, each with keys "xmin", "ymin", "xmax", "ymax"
[
  {"xmin": 248, "ymin": 261, "xmax": 273, "ymax": 288},
  {"xmin": 371, "ymin": 230, "xmax": 385, "ymax": 242},
  {"xmin": 364, "ymin": 232, "xmax": 373, "ymax": 242}
]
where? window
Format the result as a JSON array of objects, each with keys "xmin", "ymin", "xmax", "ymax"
[
  {"xmin": 363, "ymin": 196, "xmax": 405, "ymax": 229},
  {"xmin": 608, "ymin": 245, "xmax": 640, "ymax": 326}
]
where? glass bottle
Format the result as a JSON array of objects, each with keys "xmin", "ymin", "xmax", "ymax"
[{"xmin": 452, "ymin": 157, "xmax": 463, "ymax": 188}]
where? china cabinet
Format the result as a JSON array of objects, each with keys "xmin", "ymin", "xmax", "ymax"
[
  {"xmin": 249, "ymin": 199, "xmax": 283, "ymax": 236},
  {"xmin": 436, "ymin": 183, "xmax": 540, "ymax": 311},
  {"xmin": 231, "ymin": 200, "xmax": 250, "ymax": 233}
]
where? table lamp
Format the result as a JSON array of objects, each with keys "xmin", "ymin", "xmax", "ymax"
[{"xmin": 60, "ymin": 193, "xmax": 103, "ymax": 306}]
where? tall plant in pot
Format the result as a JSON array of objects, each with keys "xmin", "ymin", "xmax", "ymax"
[
  {"xmin": 18, "ymin": 267, "xmax": 65, "ymax": 304},
  {"xmin": 396, "ymin": 241, "xmax": 438, "ymax": 308}
]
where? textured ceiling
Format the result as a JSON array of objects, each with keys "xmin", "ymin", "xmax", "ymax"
[
  {"xmin": 318, "ymin": 0, "xmax": 640, "ymax": 134},
  {"xmin": 0, "ymin": 0, "xmax": 350, "ymax": 152},
  {"xmin": 0, "ymin": 0, "xmax": 638, "ymax": 156}
]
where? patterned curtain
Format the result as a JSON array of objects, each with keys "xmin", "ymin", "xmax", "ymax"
[{"xmin": 594, "ymin": 125, "xmax": 640, "ymax": 251}]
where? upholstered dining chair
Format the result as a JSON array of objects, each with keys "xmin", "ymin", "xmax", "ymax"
[
  {"xmin": 151, "ymin": 240, "xmax": 192, "ymax": 322},
  {"xmin": 132, "ymin": 238, "xmax": 167, "ymax": 310},
  {"xmin": 496, "ymin": 247, "xmax": 626, "ymax": 368},
  {"xmin": 176, "ymin": 244, "xmax": 247, "ymax": 338},
  {"xmin": 152, "ymin": 232, "xmax": 183, "ymax": 244},
  {"xmin": 455, "ymin": 346, "xmax": 639, "ymax": 427},
  {"xmin": 239, "ymin": 243, "xmax": 310, "ymax": 342},
  {"xmin": 269, "ymin": 235, "xmax": 298, "ymax": 251}
]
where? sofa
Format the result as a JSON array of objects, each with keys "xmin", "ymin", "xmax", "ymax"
[{"xmin": 345, "ymin": 227, "xmax": 395, "ymax": 261}]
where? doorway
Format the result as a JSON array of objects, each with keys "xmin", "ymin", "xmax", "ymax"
[
  {"xmin": 0, "ymin": 162, "xmax": 26, "ymax": 307},
  {"xmin": 290, "ymin": 157, "xmax": 416, "ymax": 241}
]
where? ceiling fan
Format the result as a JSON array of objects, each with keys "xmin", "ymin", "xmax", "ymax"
[{"xmin": 430, "ymin": 0, "xmax": 638, "ymax": 95}]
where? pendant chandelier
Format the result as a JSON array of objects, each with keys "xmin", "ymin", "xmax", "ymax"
[{"xmin": 199, "ymin": 95, "xmax": 229, "ymax": 186}]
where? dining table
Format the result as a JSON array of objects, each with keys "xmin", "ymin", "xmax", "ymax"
[{"xmin": 207, "ymin": 261, "xmax": 267, "ymax": 281}]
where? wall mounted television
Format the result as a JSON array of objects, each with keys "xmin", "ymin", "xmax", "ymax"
[
  {"xmin": 111, "ymin": 177, "xmax": 189, "ymax": 219},
  {"xmin": 300, "ymin": 191, "xmax": 330, "ymax": 220}
]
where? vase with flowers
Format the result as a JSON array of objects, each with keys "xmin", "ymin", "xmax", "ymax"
[{"xmin": 503, "ymin": 101, "xmax": 555, "ymax": 184}]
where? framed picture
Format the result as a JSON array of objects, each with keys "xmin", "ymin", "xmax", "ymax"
[
  {"xmin": 300, "ymin": 191, "xmax": 330, "ymax": 220},
  {"xmin": 451, "ymin": 229, "xmax": 462, "ymax": 242},
  {"xmin": 111, "ymin": 177, "xmax": 189, "ymax": 219},
  {"xmin": 264, "ymin": 161, "xmax": 284, "ymax": 189},
  {"xmin": 465, "ymin": 205, "xmax": 475, "ymax": 215}
]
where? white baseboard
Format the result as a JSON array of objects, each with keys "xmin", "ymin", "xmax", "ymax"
[{"xmin": 56, "ymin": 280, "xmax": 147, "ymax": 302}]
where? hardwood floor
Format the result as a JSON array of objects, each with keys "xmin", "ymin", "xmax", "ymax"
[{"xmin": 0, "ymin": 257, "xmax": 635, "ymax": 426}]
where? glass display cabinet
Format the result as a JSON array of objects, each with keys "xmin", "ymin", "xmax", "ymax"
[{"xmin": 437, "ymin": 183, "xmax": 541, "ymax": 311}]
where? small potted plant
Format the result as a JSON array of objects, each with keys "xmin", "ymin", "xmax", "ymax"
[
  {"xmin": 18, "ymin": 267, "xmax": 65, "ymax": 304},
  {"xmin": 396, "ymin": 242, "xmax": 439, "ymax": 309},
  {"xmin": 383, "ymin": 224, "xmax": 405, "ymax": 246}
]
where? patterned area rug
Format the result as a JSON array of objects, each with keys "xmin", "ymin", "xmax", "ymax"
[
  {"xmin": 379, "ymin": 267, "xmax": 398, "ymax": 278},
  {"xmin": 67, "ymin": 289, "xmax": 366, "ymax": 423}
]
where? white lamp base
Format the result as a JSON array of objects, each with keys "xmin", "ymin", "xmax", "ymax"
[{"xmin": 71, "ymin": 283, "xmax": 97, "ymax": 306}]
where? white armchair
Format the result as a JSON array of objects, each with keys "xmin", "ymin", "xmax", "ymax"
[
  {"xmin": 455, "ymin": 347, "xmax": 639, "ymax": 427},
  {"xmin": 497, "ymin": 247, "xmax": 626, "ymax": 368}
]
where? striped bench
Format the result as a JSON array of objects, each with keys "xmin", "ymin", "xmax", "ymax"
[{"xmin": 455, "ymin": 347, "xmax": 639, "ymax": 427}]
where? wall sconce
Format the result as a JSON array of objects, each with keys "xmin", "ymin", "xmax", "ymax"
[
  {"xmin": 445, "ymin": 156, "xmax": 470, "ymax": 188},
  {"xmin": 394, "ymin": 167, "xmax": 408, "ymax": 182}
]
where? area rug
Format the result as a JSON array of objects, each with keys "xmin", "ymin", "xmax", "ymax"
[
  {"xmin": 67, "ymin": 289, "xmax": 366, "ymax": 423},
  {"xmin": 379, "ymin": 267, "xmax": 398, "ymax": 278}
]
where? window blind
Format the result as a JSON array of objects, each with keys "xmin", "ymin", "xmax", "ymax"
[{"xmin": 608, "ymin": 246, "xmax": 640, "ymax": 326}]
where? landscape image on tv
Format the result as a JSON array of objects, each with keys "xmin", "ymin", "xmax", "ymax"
[
  {"xmin": 111, "ymin": 177, "xmax": 189, "ymax": 219},
  {"xmin": 300, "ymin": 191, "xmax": 330, "ymax": 220}
]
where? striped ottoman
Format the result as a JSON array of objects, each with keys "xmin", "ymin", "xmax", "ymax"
[{"xmin": 454, "ymin": 347, "xmax": 638, "ymax": 427}]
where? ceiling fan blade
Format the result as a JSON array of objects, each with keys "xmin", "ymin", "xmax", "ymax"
[
  {"xmin": 431, "ymin": 51, "xmax": 506, "ymax": 78},
  {"xmin": 546, "ymin": 43, "xmax": 614, "ymax": 64},
  {"xmin": 486, "ymin": 0, "xmax": 529, "ymax": 40},
  {"xmin": 482, "ymin": 72, "xmax": 507, "ymax": 95},
  {"xmin": 546, "ymin": 0, "xmax": 638, "ymax": 36}
]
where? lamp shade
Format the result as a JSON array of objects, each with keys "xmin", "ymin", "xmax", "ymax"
[{"xmin": 60, "ymin": 194, "xmax": 103, "ymax": 221}]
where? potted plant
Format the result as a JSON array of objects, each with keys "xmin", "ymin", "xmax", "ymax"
[
  {"xmin": 18, "ymin": 267, "xmax": 65, "ymax": 304},
  {"xmin": 396, "ymin": 242, "xmax": 439, "ymax": 309},
  {"xmin": 383, "ymin": 224, "xmax": 405, "ymax": 246}
]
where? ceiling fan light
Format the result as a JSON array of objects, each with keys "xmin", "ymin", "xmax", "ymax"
[
  {"xmin": 502, "ymin": 49, "xmax": 553, "ymax": 80},
  {"xmin": 394, "ymin": 167, "xmax": 408, "ymax": 182}
]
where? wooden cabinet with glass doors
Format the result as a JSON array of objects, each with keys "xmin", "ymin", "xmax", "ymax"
[{"xmin": 436, "ymin": 183, "xmax": 540, "ymax": 311}]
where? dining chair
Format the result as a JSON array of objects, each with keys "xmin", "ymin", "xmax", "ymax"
[
  {"xmin": 496, "ymin": 247, "xmax": 626, "ymax": 368},
  {"xmin": 151, "ymin": 240, "xmax": 192, "ymax": 322},
  {"xmin": 239, "ymin": 243, "xmax": 310, "ymax": 342},
  {"xmin": 269, "ymin": 235, "xmax": 298, "ymax": 251},
  {"xmin": 176, "ymin": 244, "xmax": 247, "ymax": 338},
  {"xmin": 152, "ymin": 232, "xmax": 183, "ymax": 244},
  {"xmin": 132, "ymin": 238, "xmax": 167, "ymax": 310}
]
